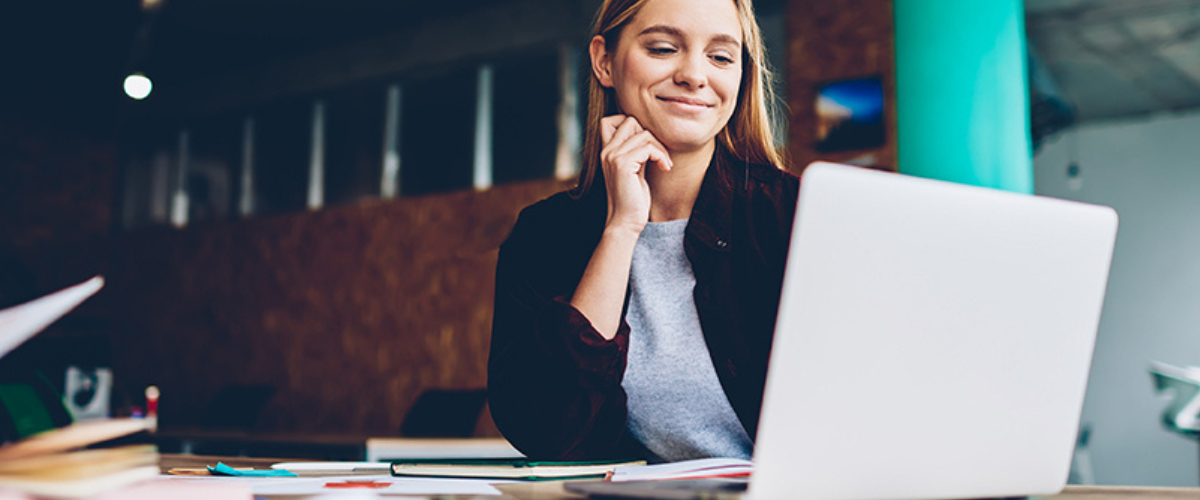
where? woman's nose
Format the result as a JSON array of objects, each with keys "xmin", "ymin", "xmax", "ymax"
[{"xmin": 673, "ymin": 53, "xmax": 708, "ymax": 89}]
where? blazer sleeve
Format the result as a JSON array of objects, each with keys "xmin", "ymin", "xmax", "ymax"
[{"xmin": 486, "ymin": 208, "xmax": 644, "ymax": 461}]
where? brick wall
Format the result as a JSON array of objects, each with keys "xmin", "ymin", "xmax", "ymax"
[
  {"xmin": 786, "ymin": 0, "xmax": 897, "ymax": 173},
  {"xmin": 3, "ymin": 119, "xmax": 566, "ymax": 435}
]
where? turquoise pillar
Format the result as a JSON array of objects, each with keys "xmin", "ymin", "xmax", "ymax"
[{"xmin": 894, "ymin": 0, "xmax": 1033, "ymax": 194}]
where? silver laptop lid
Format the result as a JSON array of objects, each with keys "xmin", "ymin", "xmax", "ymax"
[{"xmin": 751, "ymin": 163, "xmax": 1117, "ymax": 500}]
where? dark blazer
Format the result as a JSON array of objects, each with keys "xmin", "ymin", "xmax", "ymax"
[{"xmin": 488, "ymin": 150, "xmax": 800, "ymax": 460}]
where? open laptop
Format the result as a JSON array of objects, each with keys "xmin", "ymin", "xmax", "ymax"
[{"xmin": 568, "ymin": 162, "xmax": 1118, "ymax": 500}]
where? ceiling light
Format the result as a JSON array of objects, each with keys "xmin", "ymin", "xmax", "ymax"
[{"xmin": 123, "ymin": 73, "xmax": 152, "ymax": 100}]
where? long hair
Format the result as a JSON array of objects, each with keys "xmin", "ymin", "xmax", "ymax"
[{"xmin": 575, "ymin": 0, "xmax": 785, "ymax": 197}]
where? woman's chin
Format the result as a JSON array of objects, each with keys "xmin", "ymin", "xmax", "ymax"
[{"xmin": 659, "ymin": 136, "xmax": 716, "ymax": 155}]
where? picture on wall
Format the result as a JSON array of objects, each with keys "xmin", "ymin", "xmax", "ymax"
[{"xmin": 815, "ymin": 76, "xmax": 885, "ymax": 152}]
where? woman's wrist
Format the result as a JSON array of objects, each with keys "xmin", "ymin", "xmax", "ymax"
[{"xmin": 603, "ymin": 220, "xmax": 645, "ymax": 240}]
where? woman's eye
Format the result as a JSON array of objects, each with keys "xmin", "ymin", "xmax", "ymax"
[
  {"xmin": 647, "ymin": 46, "xmax": 677, "ymax": 55},
  {"xmin": 711, "ymin": 54, "xmax": 735, "ymax": 64}
]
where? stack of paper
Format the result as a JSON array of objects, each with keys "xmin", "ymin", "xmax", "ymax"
[
  {"xmin": 1150, "ymin": 361, "xmax": 1200, "ymax": 433},
  {"xmin": 390, "ymin": 459, "xmax": 645, "ymax": 481},
  {"xmin": 0, "ymin": 418, "xmax": 158, "ymax": 498},
  {"xmin": 609, "ymin": 458, "xmax": 753, "ymax": 482}
]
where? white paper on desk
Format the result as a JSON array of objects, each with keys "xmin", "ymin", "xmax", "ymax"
[
  {"xmin": 0, "ymin": 276, "xmax": 104, "ymax": 359},
  {"xmin": 242, "ymin": 474, "xmax": 503, "ymax": 496},
  {"xmin": 271, "ymin": 461, "xmax": 392, "ymax": 475},
  {"xmin": 364, "ymin": 437, "xmax": 524, "ymax": 462},
  {"xmin": 610, "ymin": 458, "xmax": 753, "ymax": 482}
]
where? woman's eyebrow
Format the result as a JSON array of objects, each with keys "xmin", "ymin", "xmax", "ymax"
[
  {"xmin": 637, "ymin": 24, "xmax": 741, "ymax": 46},
  {"xmin": 638, "ymin": 25, "xmax": 684, "ymax": 38}
]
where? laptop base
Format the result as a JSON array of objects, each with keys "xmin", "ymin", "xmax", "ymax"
[{"xmin": 567, "ymin": 479, "xmax": 1032, "ymax": 500}]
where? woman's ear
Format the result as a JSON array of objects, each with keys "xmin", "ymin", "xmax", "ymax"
[{"xmin": 589, "ymin": 35, "xmax": 614, "ymax": 88}]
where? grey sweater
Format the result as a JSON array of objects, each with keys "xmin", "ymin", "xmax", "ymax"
[{"xmin": 622, "ymin": 219, "xmax": 754, "ymax": 463}]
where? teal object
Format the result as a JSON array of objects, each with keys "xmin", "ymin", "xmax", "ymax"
[
  {"xmin": 208, "ymin": 462, "xmax": 298, "ymax": 477},
  {"xmin": 0, "ymin": 383, "xmax": 57, "ymax": 438},
  {"xmin": 0, "ymin": 368, "xmax": 73, "ymax": 442},
  {"xmin": 894, "ymin": 0, "xmax": 1033, "ymax": 194}
]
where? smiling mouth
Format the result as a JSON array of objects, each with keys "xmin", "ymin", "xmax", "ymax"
[{"xmin": 657, "ymin": 96, "xmax": 713, "ymax": 109}]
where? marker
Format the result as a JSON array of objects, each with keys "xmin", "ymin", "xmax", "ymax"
[{"xmin": 145, "ymin": 385, "xmax": 160, "ymax": 432}]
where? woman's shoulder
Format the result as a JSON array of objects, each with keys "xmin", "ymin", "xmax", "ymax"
[
  {"xmin": 729, "ymin": 161, "xmax": 800, "ymax": 214},
  {"xmin": 503, "ymin": 187, "xmax": 605, "ymax": 251},
  {"xmin": 514, "ymin": 188, "xmax": 600, "ymax": 227},
  {"xmin": 743, "ymin": 162, "xmax": 800, "ymax": 194}
]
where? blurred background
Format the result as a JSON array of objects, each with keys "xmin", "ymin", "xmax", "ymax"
[{"xmin": 1, "ymin": 0, "xmax": 1199, "ymax": 487}]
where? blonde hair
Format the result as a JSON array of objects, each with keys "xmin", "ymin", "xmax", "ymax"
[{"xmin": 576, "ymin": 0, "xmax": 785, "ymax": 197}]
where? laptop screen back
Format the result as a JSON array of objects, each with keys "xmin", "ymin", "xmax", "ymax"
[{"xmin": 751, "ymin": 163, "xmax": 1117, "ymax": 500}]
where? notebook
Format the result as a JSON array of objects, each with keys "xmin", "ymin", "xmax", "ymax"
[{"xmin": 568, "ymin": 162, "xmax": 1119, "ymax": 500}]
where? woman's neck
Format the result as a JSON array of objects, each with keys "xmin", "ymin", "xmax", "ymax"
[{"xmin": 645, "ymin": 140, "xmax": 715, "ymax": 222}]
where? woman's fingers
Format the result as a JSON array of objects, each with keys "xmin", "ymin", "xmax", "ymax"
[
  {"xmin": 600, "ymin": 115, "xmax": 625, "ymax": 145},
  {"xmin": 598, "ymin": 117, "xmax": 657, "ymax": 231},
  {"xmin": 627, "ymin": 144, "xmax": 671, "ymax": 175},
  {"xmin": 606, "ymin": 131, "xmax": 673, "ymax": 172},
  {"xmin": 646, "ymin": 144, "xmax": 673, "ymax": 172},
  {"xmin": 601, "ymin": 117, "xmax": 671, "ymax": 170},
  {"xmin": 606, "ymin": 116, "xmax": 643, "ymax": 149},
  {"xmin": 640, "ymin": 132, "xmax": 673, "ymax": 171}
]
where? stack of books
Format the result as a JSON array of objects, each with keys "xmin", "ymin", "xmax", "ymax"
[{"xmin": 0, "ymin": 418, "xmax": 158, "ymax": 498}]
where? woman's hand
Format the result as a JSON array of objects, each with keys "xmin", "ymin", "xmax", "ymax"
[{"xmin": 599, "ymin": 115, "xmax": 673, "ymax": 234}]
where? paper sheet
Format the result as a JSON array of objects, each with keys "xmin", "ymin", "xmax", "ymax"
[
  {"xmin": 166, "ymin": 474, "xmax": 503, "ymax": 497},
  {"xmin": 0, "ymin": 276, "xmax": 103, "ymax": 359}
]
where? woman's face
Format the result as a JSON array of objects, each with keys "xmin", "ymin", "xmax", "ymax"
[{"xmin": 594, "ymin": 0, "xmax": 743, "ymax": 154}]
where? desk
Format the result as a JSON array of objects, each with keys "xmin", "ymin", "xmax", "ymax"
[{"xmin": 158, "ymin": 454, "xmax": 1200, "ymax": 500}]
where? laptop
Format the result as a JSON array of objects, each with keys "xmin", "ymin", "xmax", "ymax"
[{"xmin": 568, "ymin": 162, "xmax": 1119, "ymax": 500}]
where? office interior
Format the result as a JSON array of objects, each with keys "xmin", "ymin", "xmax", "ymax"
[{"xmin": 1, "ymin": 0, "xmax": 1199, "ymax": 489}]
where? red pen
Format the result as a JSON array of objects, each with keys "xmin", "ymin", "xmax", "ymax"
[{"xmin": 145, "ymin": 385, "xmax": 160, "ymax": 432}]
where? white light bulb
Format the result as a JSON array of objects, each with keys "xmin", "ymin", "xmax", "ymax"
[{"xmin": 124, "ymin": 73, "xmax": 152, "ymax": 100}]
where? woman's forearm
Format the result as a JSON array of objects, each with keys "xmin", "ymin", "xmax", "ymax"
[{"xmin": 570, "ymin": 226, "xmax": 641, "ymax": 340}]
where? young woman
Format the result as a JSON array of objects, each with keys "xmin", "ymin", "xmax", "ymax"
[{"xmin": 488, "ymin": 0, "xmax": 798, "ymax": 462}]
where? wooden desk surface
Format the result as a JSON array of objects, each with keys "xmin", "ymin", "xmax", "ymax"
[{"xmin": 157, "ymin": 454, "xmax": 1200, "ymax": 500}]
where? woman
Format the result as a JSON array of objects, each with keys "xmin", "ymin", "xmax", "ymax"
[{"xmin": 488, "ymin": 0, "xmax": 798, "ymax": 462}]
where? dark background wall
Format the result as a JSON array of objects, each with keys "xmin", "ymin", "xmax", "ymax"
[
  {"xmin": 0, "ymin": 0, "xmax": 591, "ymax": 437},
  {"xmin": 7, "ymin": 172, "xmax": 566, "ymax": 436},
  {"xmin": 0, "ymin": 0, "xmax": 894, "ymax": 439},
  {"xmin": 786, "ymin": 0, "xmax": 897, "ymax": 172}
]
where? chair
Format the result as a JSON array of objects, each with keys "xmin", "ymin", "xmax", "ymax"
[{"xmin": 400, "ymin": 388, "xmax": 487, "ymax": 438}]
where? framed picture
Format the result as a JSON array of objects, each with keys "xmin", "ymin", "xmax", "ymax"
[{"xmin": 815, "ymin": 76, "xmax": 885, "ymax": 152}]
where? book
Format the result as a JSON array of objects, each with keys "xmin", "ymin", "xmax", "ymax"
[
  {"xmin": 609, "ymin": 458, "xmax": 753, "ymax": 482},
  {"xmin": 389, "ymin": 458, "xmax": 646, "ymax": 481},
  {"xmin": 0, "ymin": 418, "xmax": 158, "ymax": 499}
]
